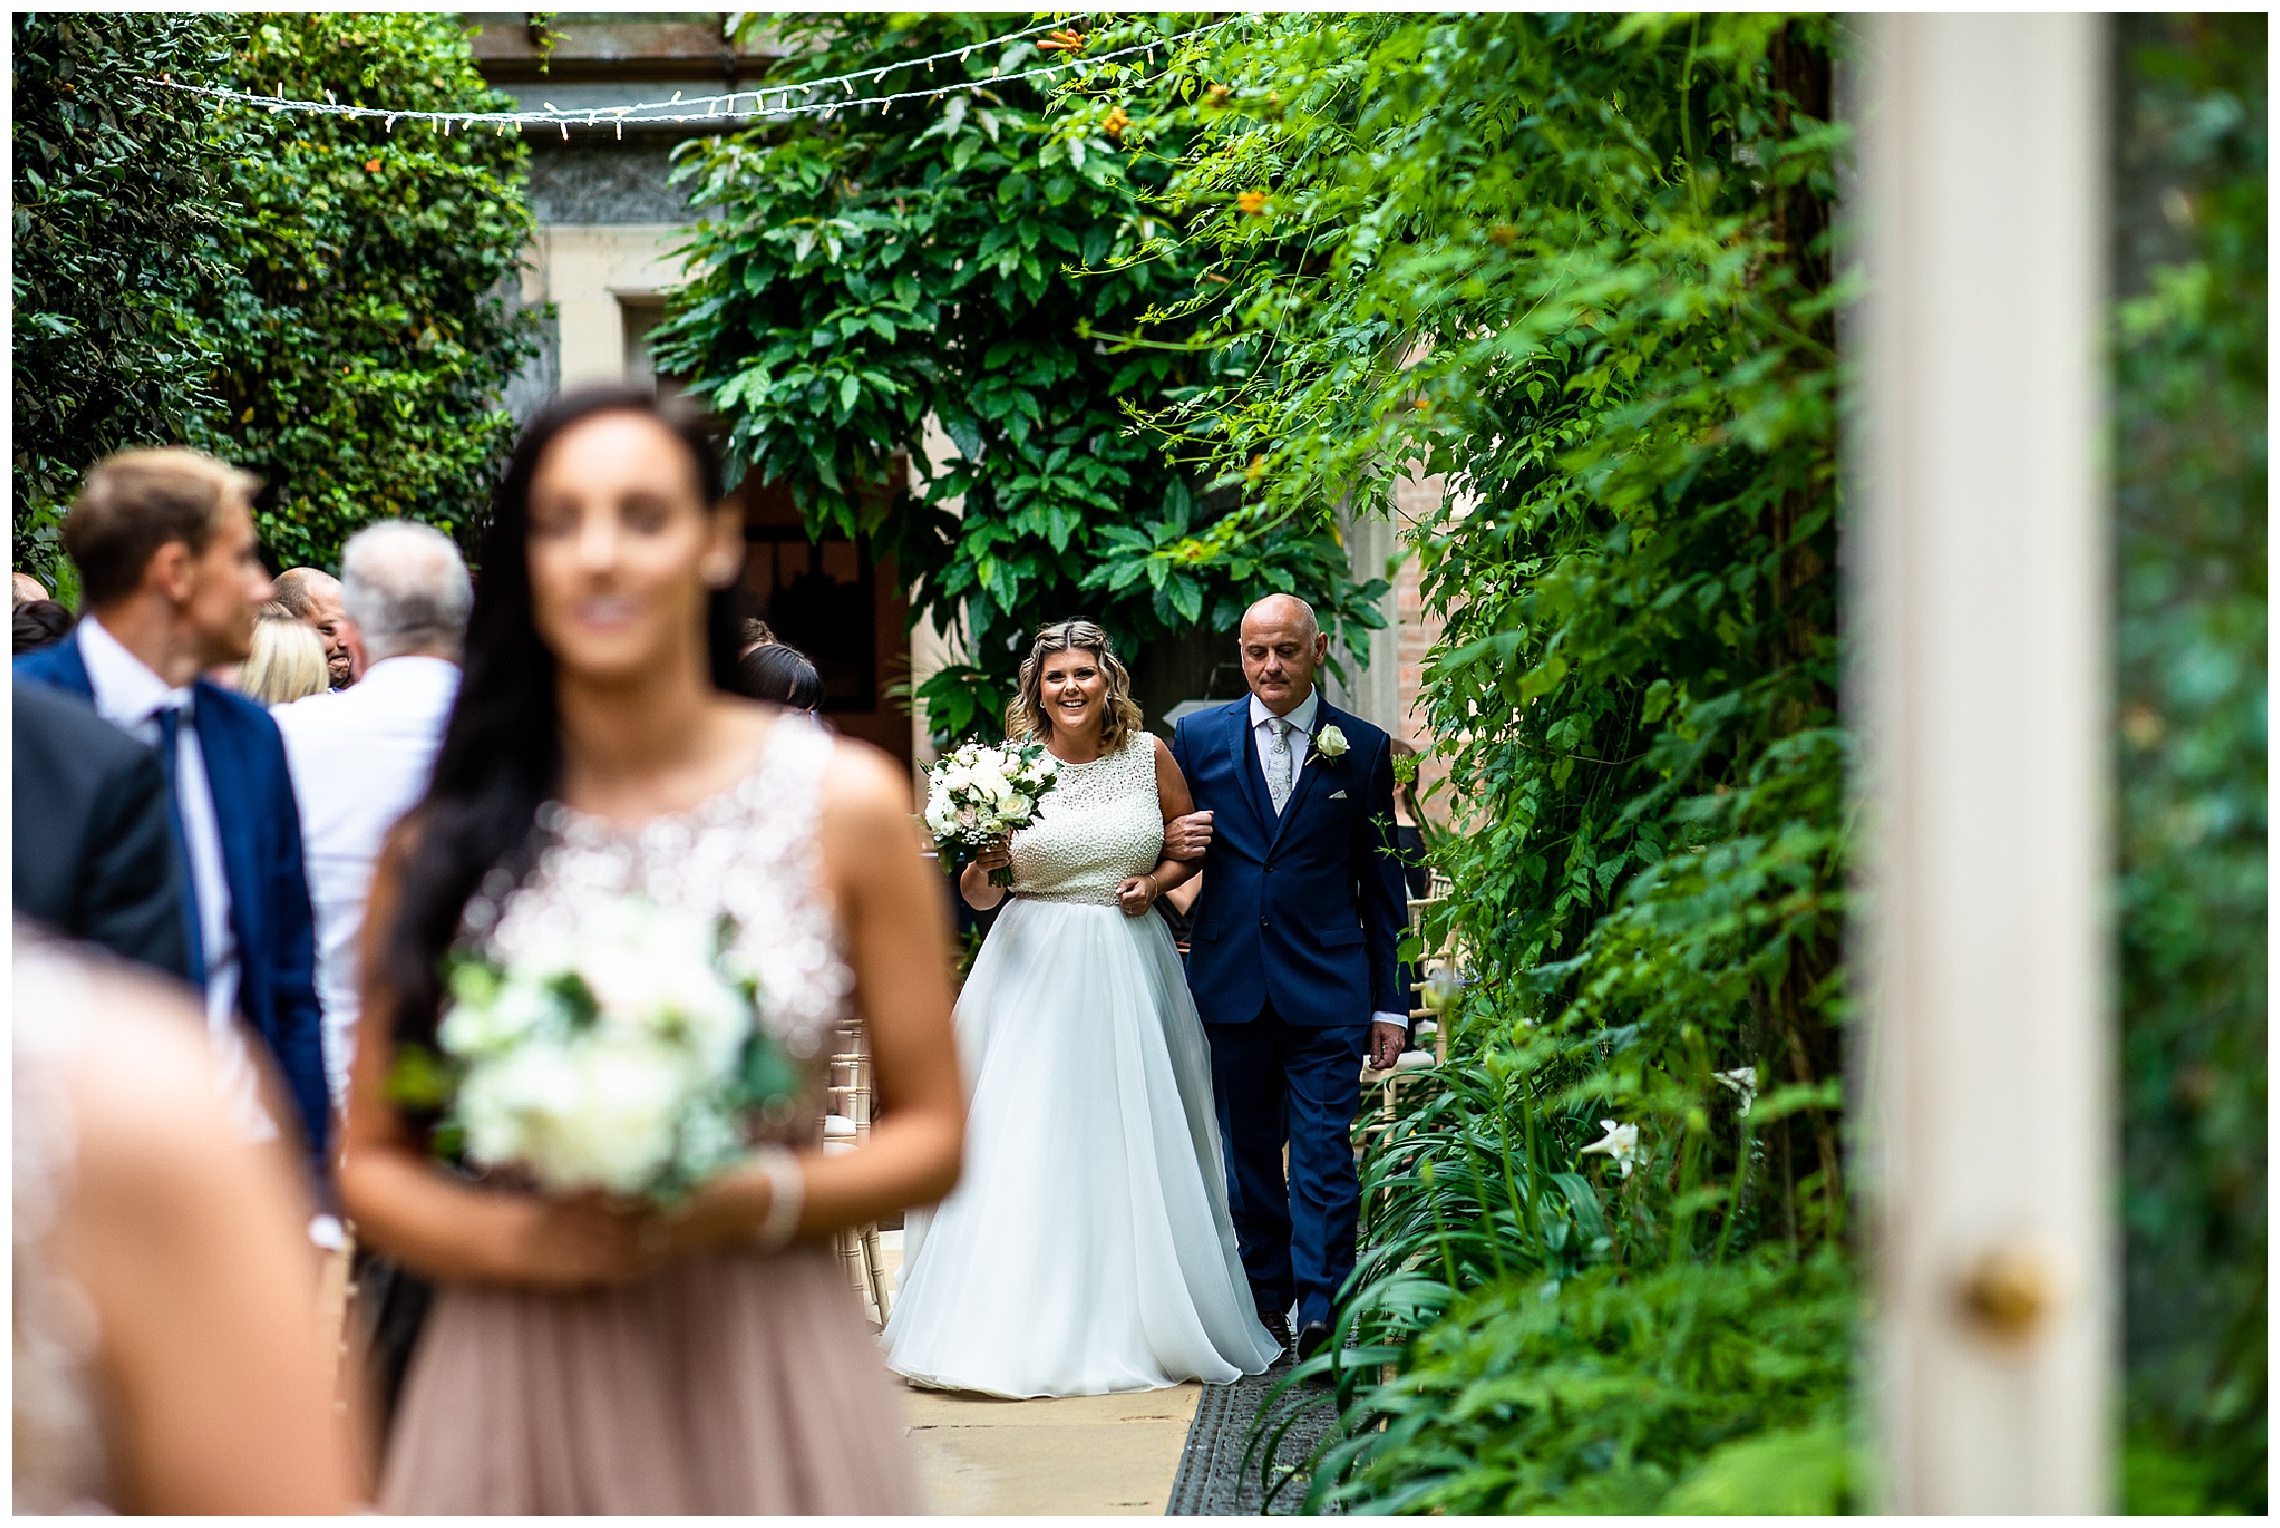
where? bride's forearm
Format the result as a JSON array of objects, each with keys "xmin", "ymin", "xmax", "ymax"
[{"xmin": 1144, "ymin": 856, "xmax": 1198, "ymax": 896}]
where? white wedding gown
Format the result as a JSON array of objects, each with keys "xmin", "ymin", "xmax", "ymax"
[{"xmin": 881, "ymin": 735, "xmax": 1279, "ymax": 1397}]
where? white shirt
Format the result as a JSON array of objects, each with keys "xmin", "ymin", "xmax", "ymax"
[
  {"xmin": 77, "ymin": 617, "xmax": 273, "ymax": 1136},
  {"xmin": 274, "ymin": 656, "xmax": 461, "ymax": 1106},
  {"xmin": 1245, "ymin": 688, "xmax": 1408, "ymax": 1034}
]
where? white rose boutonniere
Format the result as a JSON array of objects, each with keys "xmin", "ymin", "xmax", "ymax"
[{"xmin": 1310, "ymin": 722, "xmax": 1350, "ymax": 766}]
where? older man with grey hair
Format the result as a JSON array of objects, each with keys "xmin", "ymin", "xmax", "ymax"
[{"xmin": 274, "ymin": 521, "xmax": 472, "ymax": 1106}]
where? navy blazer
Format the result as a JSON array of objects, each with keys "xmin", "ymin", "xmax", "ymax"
[
  {"xmin": 1170, "ymin": 697, "xmax": 1409, "ymax": 1027},
  {"xmin": 17, "ymin": 638, "xmax": 332, "ymax": 1176}
]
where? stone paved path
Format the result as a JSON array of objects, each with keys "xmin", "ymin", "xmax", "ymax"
[
  {"xmin": 873, "ymin": 1231, "xmax": 1345, "ymax": 1515},
  {"xmin": 875, "ymin": 1230, "xmax": 1200, "ymax": 1515},
  {"xmin": 901, "ymin": 1381, "xmax": 1202, "ymax": 1515}
]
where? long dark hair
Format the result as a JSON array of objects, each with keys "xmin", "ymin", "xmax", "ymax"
[{"xmin": 377, "ymin": 386, "xmax": 741, "ymax": 1052}]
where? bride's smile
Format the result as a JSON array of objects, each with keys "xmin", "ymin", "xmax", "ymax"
[{"xmin": 1041, "ymin": 653, "xmax": 1108, "ymax": 758}]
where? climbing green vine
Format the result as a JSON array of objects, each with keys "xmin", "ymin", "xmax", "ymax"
[
  {"xmin": 1087, "ymin": 12, "xmax": 1851, "ymax": 1510},
  {"xmin": 654, "ymin": 13, "xmax": 1382, "ymax": 739}
]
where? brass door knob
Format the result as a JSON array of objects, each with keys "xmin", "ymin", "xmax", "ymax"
[{"xmin": 1957, "ymin": 1244, "xmax": 2055, "ymax": 1340}]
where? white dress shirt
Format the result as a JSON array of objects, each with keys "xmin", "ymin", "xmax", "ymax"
[
  {"xmin": 77, "ymin": 616, "xmax": 274, "ymax": 1136},
  {"xmin": 1246, "ymin": 688, "xmax": 1408, "ymax": 1033},
  {"xmin": 1249, "ymin": 688, "xmax": 1322, "ymax": 799},
  {"xmin": 274, "ymin": 656, "xmax": 461, "ymax": 1106}
]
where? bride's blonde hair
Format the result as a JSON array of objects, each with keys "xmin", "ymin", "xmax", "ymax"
[{"xmin": 1005, "ymin": 619, "xmax": 1145, "ymax": 754}]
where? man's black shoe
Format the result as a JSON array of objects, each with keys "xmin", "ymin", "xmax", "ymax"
[
  {"xmin": 1259, "ymin": 1312, "xmax": 1295, "ymax": 1355},
  {"xmin": 1296, "ymin": 1320, "xmax": 1334, "ymax": 1362}
]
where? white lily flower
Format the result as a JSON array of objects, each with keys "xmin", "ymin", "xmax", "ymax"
[
  {"xmin": 1714, "ymin": 1065, "xmax": 1759, "ymax": 1117},
  {"xmin": 1579, "ymin": 1118, "xmax": 1639, "ymax": 1178}
]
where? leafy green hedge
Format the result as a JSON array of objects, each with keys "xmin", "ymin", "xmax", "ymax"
[
  {"xmin": 2113, "ymin": 15, "xmax": 2267, "ymax": 1514},
  {"xmin": 12, "ymin": 12, "xmax": 535, "ymax": 590},
  {"xmin": 12, "ymin": 13, "xmax": 248, "ymax": 598},
  {"xmin": 1087, "ymin": 12, "xmax": 1850, "ymax": 1511}
]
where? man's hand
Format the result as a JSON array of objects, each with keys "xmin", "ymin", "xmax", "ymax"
[
  {"xmin": 1163, "ymin": 810, "xmax": 1215, "ymax": 861},
  {"xmin": 1367, "ymin": 1020, "xmax": 1408, "ymax": 1071}
]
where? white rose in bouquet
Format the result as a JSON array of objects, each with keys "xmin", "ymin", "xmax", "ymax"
[
  {"xmin": 922, "ymin": 739, "xmax": 1062, "ymax": 888},
  {"xmin": 404, "ymin": 894, "xmax": 803, "ymax": 1204}
]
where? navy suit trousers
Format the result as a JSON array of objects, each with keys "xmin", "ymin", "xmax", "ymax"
[{"xmin": 1205, "ymin": 1000, "xmax": 1369, "ymax": 1329}]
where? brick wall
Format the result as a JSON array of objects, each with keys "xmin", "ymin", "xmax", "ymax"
[{"xmin": 1391, "ymin": 473, "xmax": 1453, "ymax": 824}]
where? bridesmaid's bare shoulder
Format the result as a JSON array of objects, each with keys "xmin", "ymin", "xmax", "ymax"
[{"xmin": 817, "ymin": 733, "xmax": 930, "ymax": 875}]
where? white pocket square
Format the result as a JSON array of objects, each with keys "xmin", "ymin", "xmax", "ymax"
[{"xmin": 1328, "ymin": 790, "xmax": 1349, "ymax": 800}]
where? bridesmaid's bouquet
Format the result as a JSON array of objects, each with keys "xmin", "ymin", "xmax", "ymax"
[
  {"xmin": 923, "ymin": 739, "xmax": 1060, "ymax": 887},
  {"xmin": 392, "ymin": 895, "xmax": 802, "ymax": 1204}
]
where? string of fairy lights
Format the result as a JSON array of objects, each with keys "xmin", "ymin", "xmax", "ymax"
[{"xmin": 140, "ymin": 14, "xmax": 1243, "ymax": 139}]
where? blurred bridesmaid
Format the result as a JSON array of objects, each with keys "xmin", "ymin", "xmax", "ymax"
[
  {"xmin": 340, "ymin": 387, "xmax": 964, "ymax": 1513},
  {"xmin": 13, "ymin": 928, "xmax": 355, "ymax": 1513}
]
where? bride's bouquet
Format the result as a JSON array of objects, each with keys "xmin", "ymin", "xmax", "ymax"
[
  {"xmin": 924, "ymin": 739, "xmax": 1060, "ymax": 887},
  {"xmin": 393, "ymin": 895, "xmax": 802, "ymax": 1205}
]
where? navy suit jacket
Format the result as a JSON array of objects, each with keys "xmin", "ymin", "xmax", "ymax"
[
  {"xmin": 17, "ymin": 638, "xmax": 332, "ymax": 1176},
  {"xmin": 1170, "ymin": 697, "xmax": 1408, "ymax": 1027}
]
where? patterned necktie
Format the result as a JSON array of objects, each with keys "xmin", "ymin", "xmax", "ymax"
[
  {"xmin": 1267, "ymin": 716, "xmax": 1294, "ymax": 815},
  {"xmin": 151, "ymin": 705, "xmax": 208, "ymax": 989}
]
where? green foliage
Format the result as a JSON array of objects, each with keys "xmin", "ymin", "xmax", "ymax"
[
  {"xmin": 2112, "ymin": 15, "xmax": 2267, "ymax": 1513},
  {"xmin": 11, "ymin": 12, "xmax": 536, "ymax": 591},
  {"xmin": 1088, "ymin": 12, "xmax": 1847, "ymax": 1510},
  {"xmin": 11, "ymin": 13, "xmax": 250, "ymax": 599},
  {"xmin": 206, "ymin": 14, "xmax": 541, "ymax": 567},
  {"xmin": 654, "ymin": 14, "xmax": 1382, "ymax": 739}
]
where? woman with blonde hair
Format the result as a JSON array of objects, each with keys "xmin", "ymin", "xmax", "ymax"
[
  {"xmin": 881, "ymin": 619, "xmax": 1277, "ymax": 1397},
  {"xmin": 238, "ymin": 605, "xmax": 329, "ymax": 707}
]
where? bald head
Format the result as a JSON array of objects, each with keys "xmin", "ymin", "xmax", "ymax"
[
  {"xmin": 1243, "ymin": 592, "xmax": 1320, "ymax": 642},
  {"xmin": 274, "ymin": 567, "xmax": 351, "ymax": 686},
  {"xmin": 1238, "ymin": 592, "xmax": 1328, "ymax": 716}
]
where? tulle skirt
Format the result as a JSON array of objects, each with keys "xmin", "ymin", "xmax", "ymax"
[{"xmin": 880, "ymin": 897, "xmax": 1279, "ymax": 1398}]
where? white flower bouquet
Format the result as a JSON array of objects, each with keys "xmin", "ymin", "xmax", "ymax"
[
  {"xmin": 923, "ymin": 739, "xmax": 1060, "ymax": 887},
  {"xmin": 390, "ymin": 895, "xmax": 802, "ymax": 1204}
]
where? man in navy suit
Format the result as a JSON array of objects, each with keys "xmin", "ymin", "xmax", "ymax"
[
  {"xmin": 1168, "ymin": 593, "xmax": 1410, "ymax": 1362},
  {"xmin": 16, "ymin": 448, "xmax": 331, "ymax": 1189}
]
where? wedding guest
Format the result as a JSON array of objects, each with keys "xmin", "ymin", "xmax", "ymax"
[
  {"xmin": 735, "ymin": 640, "xmax": 824, "ymax": 711},
  {"xmin": 341, "ymin": 385, "xmax": 963, "ymax": 1512},
  {"xmin": 275, "ymin": 567, "xmax": 355, "ymax": 690},
  {"xmin": 275, "ymin": 520, "xmax": 471, "ymax": 1110},
  {"xmin": 14, "ymin": 597, "xmax": 75, "ymax": 654},
  {"xmin": 15, "ymin": 569, "xmax": 52, "ymax": 605},
  {"xmin": 14, "ymin": 928, "xmax": 356, "ymax": 1513},
  {"xmin": 13, "ymin": 684, "xmax": 191, "ymax": 982},
  {"xmin": 14, "ymin": 448, "xmax": 333, "ymax": 1192},
  {"xmin": 239, "ymin": 607, "xmax": 329, "ymax": 708}
]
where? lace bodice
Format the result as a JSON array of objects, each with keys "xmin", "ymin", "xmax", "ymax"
[
  {"xmin": 459, "ymin": 716, "xmax": 853, "ymax": 1140},
  {"xmin": 1010, "ymin": 735, "xmax": 1164, "ymax": 904},
  {"xmin": 14, "ymin": 939, "xmax": 111, "ymax": 1515}
]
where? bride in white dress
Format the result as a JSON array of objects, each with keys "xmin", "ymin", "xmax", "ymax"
[{"xmin": 882, "ymin": 620, "xmax": 1279, "ymax": 1397}]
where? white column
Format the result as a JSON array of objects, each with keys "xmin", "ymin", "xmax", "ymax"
[
  {"xmin": 1325, "ymin": 502, "xmax": 1403, "ymax": 735},
  {"xmin": 1854, "ymin": 14, "xmax": 2112, "ymax": 1514}
]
